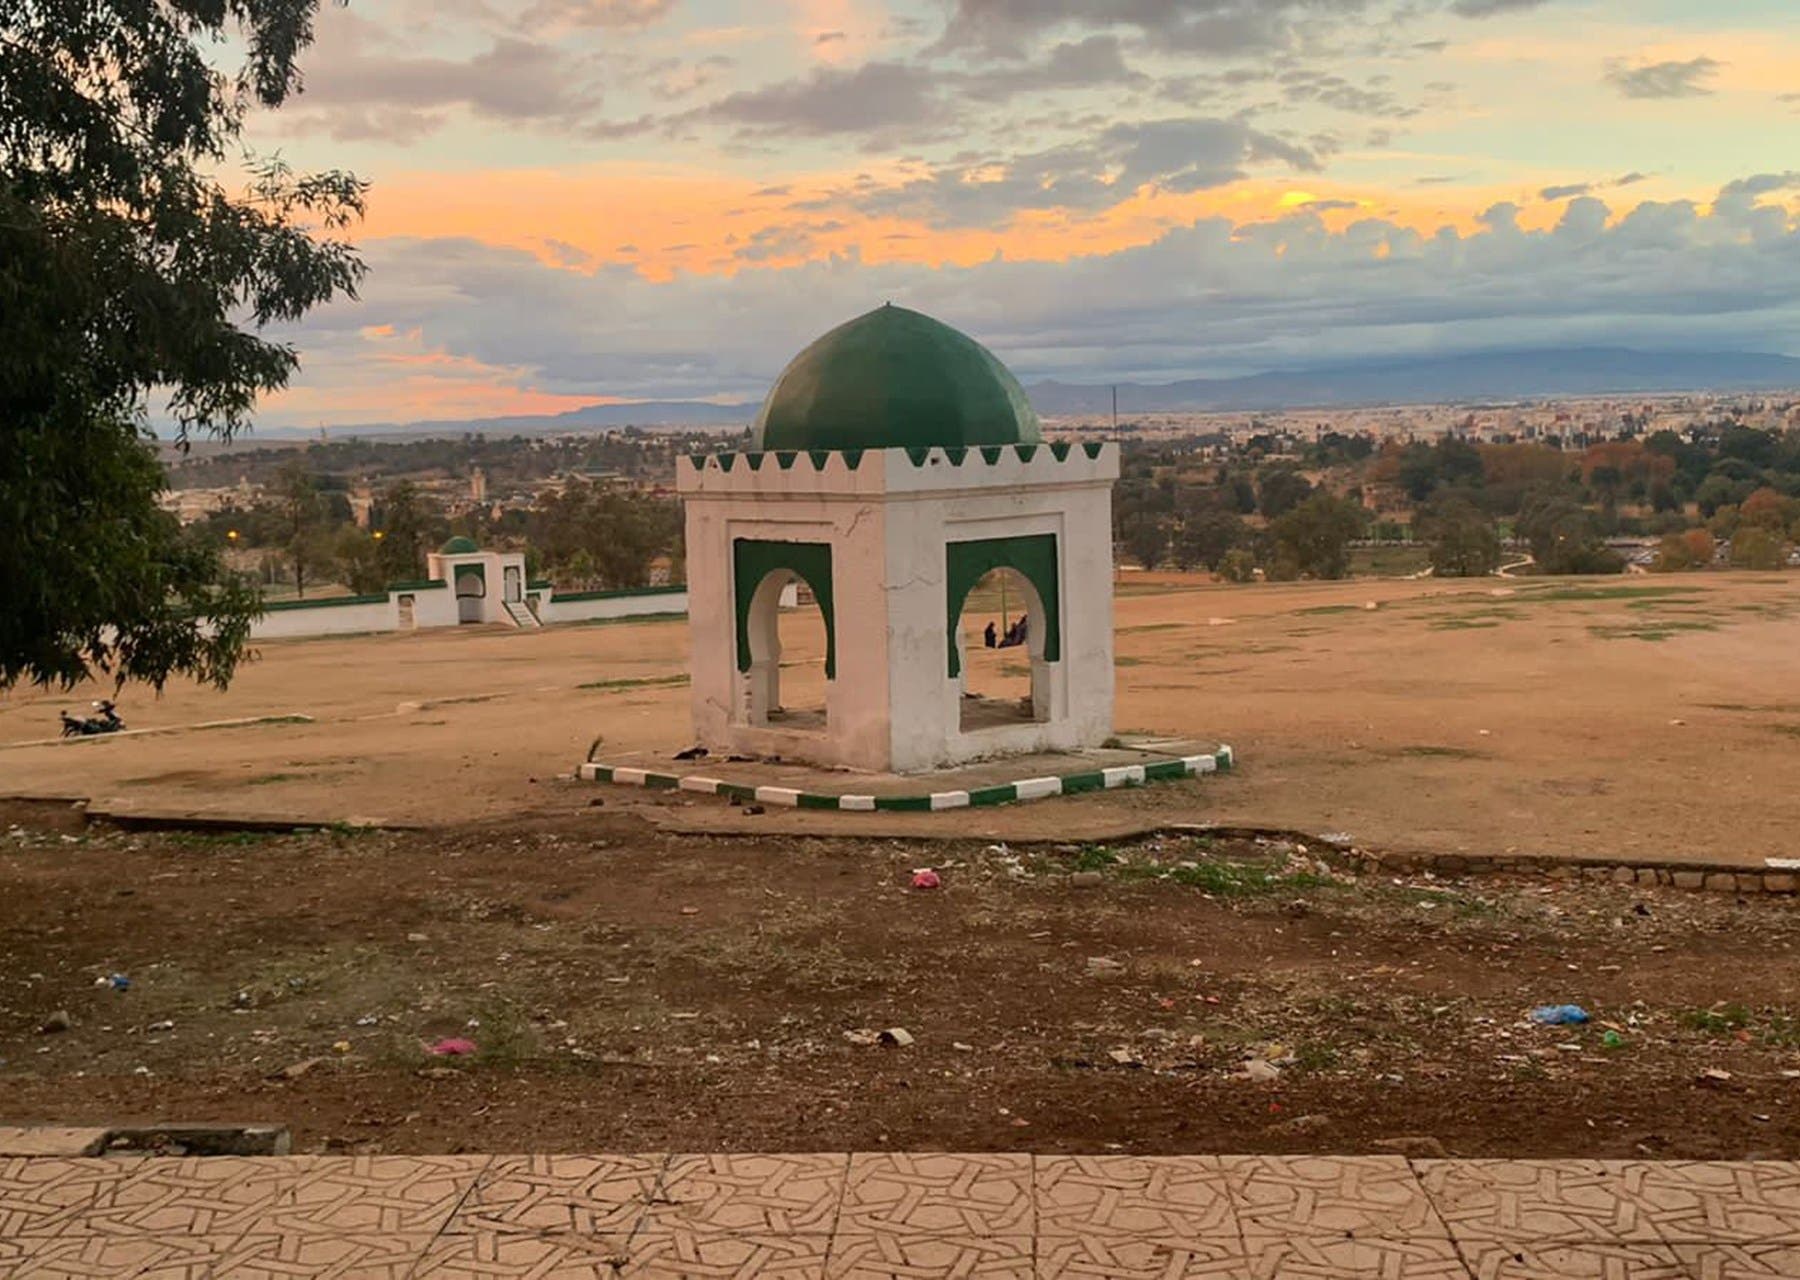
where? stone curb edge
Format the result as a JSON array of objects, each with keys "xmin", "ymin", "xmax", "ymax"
[{"xmin": 577, "ymin": 745, "xmax": 1234, "ymax": 811}]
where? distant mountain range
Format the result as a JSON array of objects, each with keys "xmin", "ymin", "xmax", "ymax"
[
  {"xmin": 1028, "ymin": 347, "xmax": 1800, "ymax": 415},
  {"xmin": 252, "ymin": 347, "xmax": 1799, "ymax": 440}
]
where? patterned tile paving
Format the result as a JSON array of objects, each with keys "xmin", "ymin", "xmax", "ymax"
[
  {"xmin": 1243, "ymin": 1234, "xmax": 1471, "ymax": 1278},
  {"xmin": 826, "ymin": 1231, "xmax": 1034, "ymax": 1278},
  {"xmin": 0, "ymin": 1156, "xmax": 137, "ymax": 1237},
  {"xmin": 257, "ymin": 1155, "xmax": 491, "ymax": 1238},
  {"xmin": 415, "ymin": 1231, "xmax": 631, "ymax": 1277},
  {"xmin": 1035, "ymin": 1155, "xmax": 1235, "ymax": 1240},
  {"xmin": 12, "ymin": 1150, "xmax": 1800, "ymax": 1277},
  {"xmin": 452, "ymin": 1153, "xmax": 664, "ymax": 1236},
  {"xmin": 622, "ymin": 1230, "xmax": 834, "ymax": 1277},
  {"xmin": 1419, "ymin": 1160, "xmax": 1679, "ymax": 1244},
  {"xmin": 1672, "ymin": 1242, "xmax": 1800, "ymax": 1277},
  {"xmin": 840, "ymin": 1153, "xmax": 1034, "ymax": 1236},
  {"xmin": 1224, "ymin": 1155, "xmax": 1450, "ymax": 1240},
  {"xmin": 1460, "ymin": 1240, "xmax": 1693, "ymax": 1278},
  {"xmin": 648, "ymin": 1153, "xmax": 847, "ymax": 1235}
]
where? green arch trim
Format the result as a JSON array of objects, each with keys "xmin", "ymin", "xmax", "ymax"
[
  {"xmin": 734, "ymin": 539, "xmax": 836, "ymax": 680},
  {"xmin": 944, "ymin": 534, "xmax": 1060, "ymax": 678}
]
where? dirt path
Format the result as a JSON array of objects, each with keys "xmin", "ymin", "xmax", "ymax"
[{"xmin": 4, "ymin": 808, "xmax": 1799, "ymax": 1159}]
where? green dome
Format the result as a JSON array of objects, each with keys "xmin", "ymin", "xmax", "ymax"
[
  {"xmin": 439, "ymin": 536, "xmax": 479, "ymax": 555},
  {"xmin": 751, "ymin": 305, "xmax": 1042, "ymax": 453}
]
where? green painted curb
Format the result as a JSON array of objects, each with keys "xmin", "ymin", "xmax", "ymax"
[{"xmin": 575, "ymin": 747, "xmax": 1233, "ymax": 811}]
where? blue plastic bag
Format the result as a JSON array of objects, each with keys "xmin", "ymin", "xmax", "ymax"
[{"xmin": 1529, "ymin": 1004, "xmax": 1590, "ymax": 1025}]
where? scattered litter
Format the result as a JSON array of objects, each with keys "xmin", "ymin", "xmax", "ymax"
[
  {"xmin": 1238, "ymin": 1058, "xmax": 1281, "ymax": 1082},
  {"xmin": 1602, "ymin": 1031, "xmax": 1625, "ymax": 1050},
  {"xmin": 1529, "ymin": 1005, "xmax": 1591, "ymax": 1026},
  {"xmin": 674, "ymin": 745, "xmax": 709, "ymax": 761},
  {"xmin": 879, "ymin": 1027, "xmax": 915, "ymax": 1047},
  {"xmin": 1070, "ymin": 871, "xmax": 1105, "ymax": 889},
  {"xmin": 331, "ymin": 1040, "xmax": 352, "ymax": 1054},
  {"xmin": 38, "ymin": 1010, "xmax": 72, "ymax": 1035},
  {"xmin": 741, "ymin": 805, "xmax": 766, "ymax": 816},
  {"xmin": 355, "ymin": 1014, "xmax": 379, "ymax": 1027},
  {"xmin": 147, "ymin": 1020, "xmax": 175, "ymax": 1033},
  {"xmin": 911, "ymin": 869, "xmax": 941, "ymax": 890},
  {"xmin": 426, "ymin": 1037, "xmax": 478, "ymax": 1057},
  {"xmin": 1107, "ymin": 1047, "xmax": 1143, "ymax": 1068},
  {"xmin": 843, "ymin": 1029, "xmax": 879, "ymax": 1047},
  {"xmin": 1699, "ymin": 1067, "xmax": 1733, "ymax": 1085},
  {"xmin": 952, "ymin": 1042, "xmax": 974, "ymax": 1052},
  {"xmin": 680, "ymin": 906, "xmax": 700, "ymax": 916},
  {"xmin": 1086, "ymin": 956, "xmax": 1124, "ymax": 976},
  {"xmin": 406, "ymin": 933, "xmax": 429, "ymax": 943},
  {"xmin": 96, "ymin": 974, "xmax": 130, "ymax": 992}
]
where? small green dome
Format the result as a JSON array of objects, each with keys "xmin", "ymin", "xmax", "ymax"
[
  {"xmin": 439, "ymin": 536, "xmax": 480, "ymax": 555},
  {"xmin": 751, "ymin": 305, "xmax": 1042, "ymax": 453}
]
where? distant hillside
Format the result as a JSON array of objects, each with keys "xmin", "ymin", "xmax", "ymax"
[
  {"xmin": 251, "ymin": 399, "xmax": 755, "ymax": 440},
  {"xmin": 239, "ymin": 346, "xmax": 1800, "ymax": 440},
  {"xmin": 1027, "ymin": 348, "xmax": 1800, "ymax": 415}
]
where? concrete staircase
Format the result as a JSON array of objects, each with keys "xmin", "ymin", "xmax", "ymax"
[{"xmin": 503, "ymin": 599, "xmax": 542, "ymax": 629}]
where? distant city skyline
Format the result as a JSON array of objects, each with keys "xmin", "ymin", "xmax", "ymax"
[{"xmin": 250, "ymin": 0, "xmax": 1800, "ymax": 428}]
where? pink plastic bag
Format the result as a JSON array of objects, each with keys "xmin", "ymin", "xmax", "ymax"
[
  {"xmin": 911, "ymin": 869, "xmax": 941, "ymax": 890},
  {"xmin": 427, "ymin": 1037, "xmax": 478, "ymax": 1056}
]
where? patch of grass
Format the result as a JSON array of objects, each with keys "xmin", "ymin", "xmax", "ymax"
[
  {"xmin": 1074, "ymin": 845, "xmax": 1122, "ymax": 872},
  {"xmin": 1290, "ymin": 1041, "xmax": 1341, "ymax": 1074},
  {"xmin": 1391, "ymin": 745, "xmax": 1487, "ymax": 760},
  {"xmin": 1429, "ymin": 619, "xmax": 1502, "ymax": 631},
  {"xmin": 245, "ymin": 773, "xmax": 300, "ymax": 786},
  {"xmin": 165, "ymin": 830, "xmax": 276, "ymax": 848},
  {"xmin": 191, "ymin": 714, "xmax": 311, "ymax": 731},
  {"xmin": 1520, "ymin": 585, "xmax": 1707, "ymax": 604},
  {"xmin": 1163, "ymin": 860, "xmax": 1332, "ymax": 898},
  {"xmin": 1768, "ymin": 725, "xmax": 1800, "ymax": 739},
  {"xmin": 578, "ymin": 674, "xmax": 691, "ymax": 692},
  {"xmin": 1295, "ymin": 604, "xmax": 1360, "ymax": 616},
  {"xmin": 471, "ymin": 998, "xmax": 539, "ymax": 1069},
  {"xmin": 1681, "ymin": 1004, "xmax": 1752, "ymax": 1034},
  {"xmin": 1588, "ymin": 619, "xmax": 1720, "ymax": 642},
  {"xmin": 1118, "ymin": 622, "xmax": 1185, "ymax": 635}
]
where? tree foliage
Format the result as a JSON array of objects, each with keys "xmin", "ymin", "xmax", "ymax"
[
  {"xmin": 1, "ymin": 0, "xmax": 364, "ymax": 688},
  {"xmin": 1269, "ymin": 493, "xmax": 1366, "ymax": 580},
  {"xmin": 528, "ymin": 484, "xmax": 680, "ymax": 590},
  {"xmin": 1417, "ymin": 496, "xmax": 1500, "ymax": 577}
]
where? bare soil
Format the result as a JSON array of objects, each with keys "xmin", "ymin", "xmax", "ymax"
[
  {"xmin": 5, "ymin": 801, "xmax": 1800, "ymax": 1159},
  {"xmin": 2, "ymin": 572, "xmax": 1796, "ymax": 865}
]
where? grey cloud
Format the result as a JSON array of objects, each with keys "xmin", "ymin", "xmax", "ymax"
[
  {"xmin": 1449, "ymin": 0, "xmax": 1550, "ymax": 16},
  {"xmin": 518, "ymin": 0, "xmax": 674, "ymax": 29},
  {"xmin": 932, "ymin": 0, "xmax": 1385, "ymax": 60},
  {"xmin": 705, "ymin": 62, "xmax": 949, "ymax": 138},
  {"xmin": 1605, "ymin": 56, "xmax": 1720, "ymax": 100},
  {"xmin": 1614, "ymin": 171, "xmax": 1648, "ymax": 186},
  {"xmin": 294, "ymin": 16, "xmax": 603, "ymax": 130},
  {"xmin": 1540, "ymin": 183, "xmax": 1590, "ymax": 200},
  {"xmin": 270, "ymin": 183, "xmax": 1800, "ymax": 414},
  {"xmin": 1720, "ymin": 172, "xmax": 1800, "ymax": 200},
  {"xmin": 839, "ymin": 116, "xmax": 1317, "ymax": 227}
]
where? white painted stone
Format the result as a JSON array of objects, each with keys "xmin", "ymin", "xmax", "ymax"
[
  {"xmin": 678, "ymin": 777, "xmax": 722, "ymax": 794},
  {"xmin": 753, "ymin": 786, "xmax": 802, "ymax": 807},
  {"xmin": 930, "ymin": 791, "xmax": 971, "ymax": 810},
  {"xmin": 680, "ymin": 446, "xmax": 1119, "ymax": 773},
  {"xmin": 839, "ymin": 795, "xmax": 877, "ymax": 811},
  {"xmin": 1102, "ymin": 765, "xmax": 1145, "ymax": 788},
  {"xmin": 1185, "ymin": 755, "xmax": 1215, "ymax": 775},
  {"xmin": 1012, "ymin": 776, "xmax": 1064, "ymax": 801},
  {"xmin": 610, "ymin": 768, "xmax": 649, "ymax": 787}
]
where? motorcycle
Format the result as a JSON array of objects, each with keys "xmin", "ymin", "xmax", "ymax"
[{"xmin": 59, "ymin": 700, "xmax": 125, "ymax": 737}]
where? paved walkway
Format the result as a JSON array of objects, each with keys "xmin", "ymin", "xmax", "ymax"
[{"xmin": 5, "ymin": 1151, "xmax": 1800, "ymax": 1277}]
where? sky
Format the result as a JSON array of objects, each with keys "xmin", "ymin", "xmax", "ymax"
[{"xmin": 245, "ymin": 0, "xmax": 1800, "ymax": 427}]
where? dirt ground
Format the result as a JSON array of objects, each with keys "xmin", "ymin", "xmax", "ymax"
[
  {"xmin": 5, "ymin": 800, "xmax": 1800, "ymax": 1159},
  {"xmin": 3, "ymin": 572, "xmax": 1798, "ymax": 865}
]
